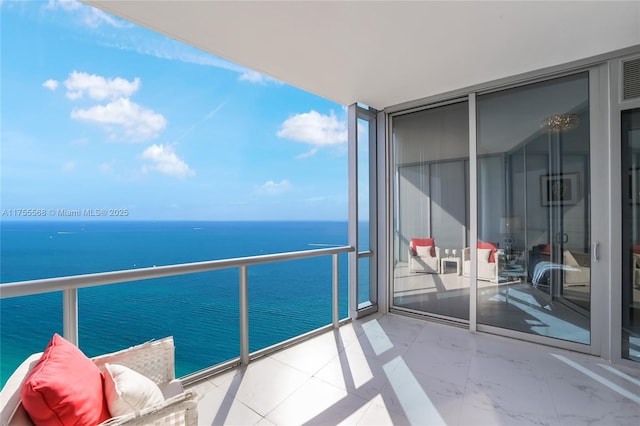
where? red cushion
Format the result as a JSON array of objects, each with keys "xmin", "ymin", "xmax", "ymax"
[
  {"xmin": 477, "ymin": 241, "xmax": 498, "ymax": 263},
  {"xmin": 20, "ymin": 334, "xmax": 111, "ymax": 426},
  {"xmin": 633, "ymin": 245, "xmax": 640, "ymax": 255},
  {"xmin": 410, "ymin": 238, "xmax": 435, "ymax": 256}
]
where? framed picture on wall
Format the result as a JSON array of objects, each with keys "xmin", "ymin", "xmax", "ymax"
[{"xmin": 540, "ymin": 173, "xmax": 578, "ymax": 206}]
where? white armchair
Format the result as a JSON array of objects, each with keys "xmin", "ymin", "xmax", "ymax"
[
  {"xmin": 462, "ymin": 246, "xmax": 503, "ymax": 282},
  {"xmin": 0, "ymin": 337, "xmax": 198, "ymax": 426},
  {"xmin": 409, "ymin": 244, "xmax": 441, "ymax": 273}
]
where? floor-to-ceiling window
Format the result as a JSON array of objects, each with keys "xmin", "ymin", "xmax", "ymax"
[
  {"xmin": 349, "ymin": 104, "xmax": 378, "ymax": 317},
  {"xmin": 622, "ymin": 107, "xmax": 640, "ymax": 362},
  {"xmin": 476, "ymin": 73, "xmax": 592, "ymax": 344},
  {"xmin": 392, "ymin": 100, "xmax": 470, "ymax": 321},
  {"xmin": 357, "ymin": 113, "xmax": 377, "ymax": 309}
]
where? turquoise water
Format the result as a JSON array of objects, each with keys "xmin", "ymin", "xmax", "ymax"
[{"xmin": 0, "ymin": 221, "xmax": 354, "ymax": 386}]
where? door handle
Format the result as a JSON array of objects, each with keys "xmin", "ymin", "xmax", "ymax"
[
  {"xmin": 555, "ymin": 233, "xmax": 569, "ymax": 244},
  {"xmin": 592, "ymin": 241, "xmax": 600, "ymax": 262}
]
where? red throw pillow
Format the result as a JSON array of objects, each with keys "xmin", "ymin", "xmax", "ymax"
[
  {"xmin": 20, "ymin": 333, "xmax": 111, "ymax": 426},
  {"xmin": 633, "ymin": 245, "xmax": 640, "ymax": 255},
  {"xmin": 477, "ymin": 241, "xmax": 497, "ymax": 263},
  {"xmin": 410, "ymin": 238, "xmax": 435, "ymax": 256}
]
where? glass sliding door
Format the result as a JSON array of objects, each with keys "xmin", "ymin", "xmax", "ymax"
[
  {"xmin": 476, "ymin": 73, "xmax": 592, "ymax": 344},
  {"xmin": 622, "ymin": 108, "xmax": 640, "ymax": 362},
  {"xmin": 392, "ymin": 101, "xmax": 470, "ymax": 321}
]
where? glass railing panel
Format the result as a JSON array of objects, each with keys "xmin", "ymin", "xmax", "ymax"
[
  {"xmin": 0, "ymin": 293, "xmax": 63, "ymax": 387},
  {"xmin": 338, "ymin": 252, "xmax": 349, "ymax": 320},
  {"xmin": 77, "ymin": 270, "xmax": 240, "ymax": 378},
  {"xmin": 358, "ymin": 256, "xmax": 371, "ymax": 306},
  {"xmin": 248, "ymin": 256, "xmax": 339, "ymax": 351},
  {"xmin": 0, "ymin": 245, "xmax": 352, "ymax": 387}
]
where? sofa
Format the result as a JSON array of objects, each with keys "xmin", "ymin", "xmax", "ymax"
[
  {"xmin": 408, "ymin": 237, "xmax": 441, "ymax": 273},
  {"xmin": 529, "ymin": 244, "xmax": 590, "ymax": 288},
  {"xmin": 462, "ymin": 242, "xmax": 502, "ymax": 282},
  {"xmin": 563, "ymin": 249, "xmax": 591, "ymax": 286}
]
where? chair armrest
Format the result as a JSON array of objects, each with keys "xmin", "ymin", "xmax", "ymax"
[
  {"xmin": 92, "ymin": 337, "xmax": 175, "ymax": 385},
  {"xmin": 0, "ymin": 352, "xmax": 42, "ymax": 426},
  {"xmin": 98, "ymin": 391, "xmax": 198, "ymax": 426}
]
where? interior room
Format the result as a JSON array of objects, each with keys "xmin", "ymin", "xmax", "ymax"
[{"xmin": 392, "ymin": 73, "xmax": 596, "ymax": 344}]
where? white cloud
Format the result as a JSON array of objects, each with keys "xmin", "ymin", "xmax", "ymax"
[
  {"xmin": 62, "ymin": 161, "xmax": 75, "ymax": 172},
  {"xmin": 296, "ymin": 148, "xmax": 319, "ymax": 159},
  {"xmin": 47, "ymin": 0, "xmax": 127, "ymax": 28},
  {"xmin": 100, "ymin": 161, "xmax": 115, "ymax": 173},
  {"xmin": 140, "ymin": 144, "xmax": 195, "ymax": 179},
  {"xmin": 47, "ymin": 0, "xmax": 81, "ymax": 12},
  {"xmin": 239, "ymin": 70, "xmax": 280, "ymax": 85},
  {"xmin": 277, "ymin": 111, "xmax": 347, "ymax": 156},
  {"xmin": 45, "ymin": 2, "xmax": 270, "ymax": 84},
  {"xmin": 65, "ymin": 71, "xmax": 140, "ymax": 101},
  {"xmin": 97, "ymin": 36, "xmax": 276, "ymax": 85},
  {"xmin": 238, "ymin": 70, "xmax": 263, "ymax": 83},
  {"xmin": 257, "ymin": 179, "xmax": 292, "ymax": 195},
  {"xmin": 82, "ymin": 7, "xmax": 126, "ymax": 28},
  {"xmin": 42, "ymin": 79, "xmax": 59, "ymax": 91},
  {"xmin": 71, "ymin": 97, "xmax": 166, "ymax": 142},
  {"xmin": 99, "ymin": 35, "xmax": 247, "ymax": 75}
]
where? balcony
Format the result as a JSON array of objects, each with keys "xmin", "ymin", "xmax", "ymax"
[
  {"xmin": 188, "ymin": 313, "xmax": 640, "ymax": 425},
  {"xmin": 2, "ymin": 247, "xmax": 639, "ymax": 425}
]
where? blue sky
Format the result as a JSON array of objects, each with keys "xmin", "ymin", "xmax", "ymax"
[{"xmin": 1, "ymin": 0, "xmax": 349, "ymax": 221}]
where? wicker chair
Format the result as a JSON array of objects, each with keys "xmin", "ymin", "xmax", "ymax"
[{"xmin": 0, "ymin": 337, "xmax": 198, "ymax": 426}]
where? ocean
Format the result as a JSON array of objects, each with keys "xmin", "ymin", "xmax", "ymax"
[{"xmin": 0, "ymin": 220, "xmax": 356, "ymax": 387}]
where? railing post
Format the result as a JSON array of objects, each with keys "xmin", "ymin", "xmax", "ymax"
[
  {"xmin": 239, "ymin": 265, "xmax": 249, "ymax": 365},
  {"xmin": 62, "ymin": 288, "xmax": 79, "ymax": 346},
  {"xmin": 332, "ymin": 253, "xmax": 339, "ymax": 328}
]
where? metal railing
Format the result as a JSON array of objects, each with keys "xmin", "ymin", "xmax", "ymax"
[{"xmin": 0, "ymin": 245, "xmax": 354, "ymax": 375}]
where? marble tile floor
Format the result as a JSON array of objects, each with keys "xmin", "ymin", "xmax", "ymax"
[{"xmin": 186, "ymin": 313, "xmax": 640, "ymax": 425}]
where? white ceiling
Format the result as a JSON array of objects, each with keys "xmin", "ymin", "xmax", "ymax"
[{"xmin": 84, "ymin": 1, "xmax": 640, "ymax": 110}]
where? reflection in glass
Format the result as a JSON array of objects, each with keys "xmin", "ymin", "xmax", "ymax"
[
  {"xmin": 392, "ymin": 101, "xmax": 470, "ymax": 320},
  {"xmin": 622, "ymin": 108, "xmax": 640, "ymax": 362},
  {"xmin": 476, "ymin": 73, "xmax": 591, "ymax": 344}
]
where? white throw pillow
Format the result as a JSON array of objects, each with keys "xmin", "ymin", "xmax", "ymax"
[
  {"xmin": 103, "ymin": 363, "xmax": 165, "ymax": 417},
  {"xmin": 478, "ymin": 248, "xmax": 492, "ymax": 263},
  {"xmin": 416, "ymin": 245, "xmax": 433, "ymax": 257}
]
